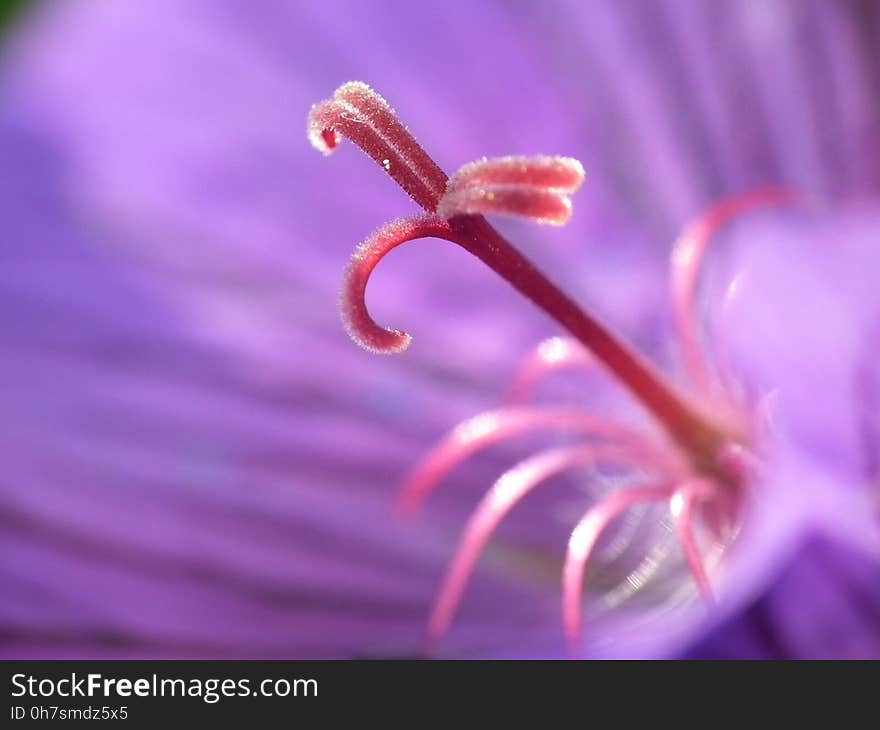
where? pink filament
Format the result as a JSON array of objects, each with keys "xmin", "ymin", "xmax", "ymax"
[
  {"xmin": 507, "ymin": 337, "xmax": 595, "ymax": 404},
  {"xmin": 670, "ymin": 188, "xmax": 798, "ymax": 391},
  {"xmin": 671, "ymin": 479, "xmax": 715, "ymax": 605},
  {"xmin": 562, "ymin": 484, "xmax": 672, "ymax": 655},
  {"xmin": 308, "ymin": 82, "xmax": 447, "ymax": 211},
  {"xmin": 396, "ymin": 406, "xmax": 670, "ymax": 514},
  {"xmin": 428, "ymin": 443, "xmax": 668, "ymax": 646},
  {"xmin": 438, "ymin": 156, "xmax": 585, "ymax": 225}
]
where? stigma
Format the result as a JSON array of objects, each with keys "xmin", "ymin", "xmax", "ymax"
[{"xmin": 308, "ymin": 81, "xmax": 788, "ymax": 654}]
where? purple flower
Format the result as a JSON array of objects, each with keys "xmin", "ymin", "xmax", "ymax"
[{"xmin": 0, "ymin": 0, "xmax": 878, "ymax": 658}]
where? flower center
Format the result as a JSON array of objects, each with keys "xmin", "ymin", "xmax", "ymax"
[{"xmin": 308, "ymin": 82, "xmax": 792, "ymax": 654}]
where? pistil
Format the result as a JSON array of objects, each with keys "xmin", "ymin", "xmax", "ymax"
[{"xmin": 309, "ymin": 81, "xmax": 740, "ymax": 482}]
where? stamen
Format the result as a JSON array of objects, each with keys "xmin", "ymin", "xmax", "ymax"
[
  {"xmin": 670, "ymin": 479, "xmax": 715, "ymax": 604},
  {"xmin": 438, "ymin": 156, "xmax": 585, "ymax": 225},
  {"xmin": 308, "ymin": 82, "xmax": 447, "ymax": 211},
  {"xmin": 507, "ymin": 337, "xmax": 595, "ymax": 404},
  {"xmin": 670, "ymin": 188, "xmax": 798, "ymax": 391},
  {"xmin": 395, "ymin": 406, "xmax": 671, "ymax": 515},
  {"xmin": 562, "ymin": 484, "xmax": 672, "ymax": 655},
  {"xmin": 427, "ymin": 443, "xmax": 671, "ymax": 647}
]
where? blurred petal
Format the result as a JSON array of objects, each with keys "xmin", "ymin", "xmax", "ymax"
[
  {"xmin": 712, "ymin": 208, "xmax": 880, "ymax": 482},
  {"xmin": 683, "ymin": 536, "xmax": 880, "ymax": 659}
]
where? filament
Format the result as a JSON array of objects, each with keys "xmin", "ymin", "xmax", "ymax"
[
  {"xmin": 427, "ymin": 443, "xmax": 669, "ymax": 647},
  {"xmin": 670, "ymin": 188, "xmax": 798, "ymax": 391},
  {"xmin": 507, "ymin": 337, "xmax": 595, "ymax": 404},
  {"xmin": 562, "ymin": 484, "xmax": 673, "ymax": 654},
  {"xmin": 396, "ymin": 406, "xmax": 669, "ymax": 514}
]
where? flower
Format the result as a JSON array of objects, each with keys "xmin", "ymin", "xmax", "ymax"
[{"xmin": 0, "ymin": 0, "xmax": 878, "ymax": 658}]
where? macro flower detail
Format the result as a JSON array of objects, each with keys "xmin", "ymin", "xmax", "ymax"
[
  {"xmin": 308, "ymin": 81, "xmax": 790, "ymax": 654},
  {"xmin": 438, "ymin": 155, "xmax": 585, "ymax": 226},
  {"xmin": 0, "ymin": 0, "xmax": 876, "ymax": 663}
]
